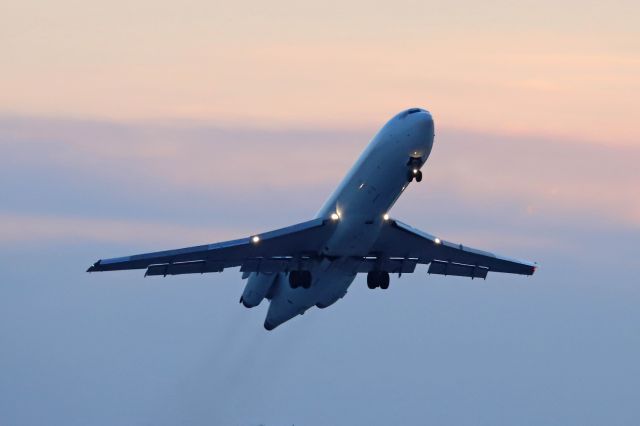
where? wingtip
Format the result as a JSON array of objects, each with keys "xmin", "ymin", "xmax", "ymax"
[{"xmin": 86, "ymin": 260, "xmax": 101, "ymax": 273}]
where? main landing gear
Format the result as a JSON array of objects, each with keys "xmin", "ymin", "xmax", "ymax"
[
  {"xmin": 367, "ymin": 271, "xmax": 390, "ymax": 289},
  {"xmin": 289, "ymin": 270, "xmax": 312, "ymax": 289}
]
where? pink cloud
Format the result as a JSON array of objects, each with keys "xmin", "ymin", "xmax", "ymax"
[
  {"xmin": 1, "ymin": 116, "xmax": 638, "ymax": 239},
  {"xmin": 0, "ymin": 213, "xmax": 250, "ymax": 247}
]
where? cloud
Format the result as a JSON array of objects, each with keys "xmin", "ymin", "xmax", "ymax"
[
  {"xmin": 1, "ymin": 115, "xmax": 638, "ymax": 253},
  {"xmin": 0, "ymin": 212, "xmax": 248, "ymax": 247},
  {"xmin": 424, "ymin": 128, "xmax": 640, "ymax": 229}
]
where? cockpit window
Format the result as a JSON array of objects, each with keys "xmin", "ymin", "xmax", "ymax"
[{"xmin": 407, "ymin": 108, "xmax": 422, "ymax": 114}]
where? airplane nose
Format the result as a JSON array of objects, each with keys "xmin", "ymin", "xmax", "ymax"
[
  {"xmin": 394, "ymin": 107, "xmax": 427, "ymax": 119},
  {"xmin": 407, "ymin": 108, "xmax": 434, "ymax": 155},
  {"xmin": 401, "ymin": 107, "xmax": 433, "ymax": 124},
  {"xmin": 409, "ymin": 107, "xmax": 431, "ymax": 114},
  {"xmin": 389, "ymin": 108, "xmax": 435, "ymax": 137},
  {"xmin": 410, "ymin": 108, "xmax": 433, "ymax": 128}
]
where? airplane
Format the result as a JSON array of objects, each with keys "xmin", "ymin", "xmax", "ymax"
[{"xmin": 87, "ymin": 108, "xmax": 537, "ymax": 330}]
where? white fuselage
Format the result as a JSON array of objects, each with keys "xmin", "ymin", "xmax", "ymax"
[{"xmin": 251, "ymin": 108, "xmax": 435, "ymax": 329}]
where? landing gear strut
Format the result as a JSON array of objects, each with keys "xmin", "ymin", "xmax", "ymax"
[
  {"xmin": 367, "ymin": 271, "xmax": 390, "ymax": 289},
  {"xmin": 289, "ymin": 270, "xmax": 312, "ymax": 289}
]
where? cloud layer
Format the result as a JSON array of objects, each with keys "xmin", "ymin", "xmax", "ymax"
[{"xmin": 2, "ymin": 115, "xmax": 637, "ymax": 242}]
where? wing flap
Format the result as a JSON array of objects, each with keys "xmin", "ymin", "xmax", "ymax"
[
  {"xmin": 428, "ymin": 260, "xmax": 489, "ymax": 279},
  {"xmin": 143, "ymin": 255, "xmax": 419, "ymax": 277},
  {"xmin": 355, "ymin": 257, "xmax": 418, "ymax": 273},
  {"xmin": 145, "ymin": 260, "xmax": 228, "ymax": 277}
]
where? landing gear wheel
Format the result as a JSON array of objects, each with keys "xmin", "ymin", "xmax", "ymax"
[
  {"xmin": 289, "ymin": 271, "xmax": 299, "ymax": 289},
  {"xmin": 415, "ymin": 171, "xmax": 423, "ymax": 182},
  {"xmin": 289, "ymin": 270, "xmax": 312, "ymax": 289},
  {"xmin": 301, "ymin": 271, "xmax": 312, "ymax": 289},
  {"xmin": 407, "ymin": 171, "xmax": 414, "ymax": 182},
  {"xmin": 367, "ymin": 271, "xmax": 390, "ymax": 289},
  {"xmin": 367, "ymin": 272, "xmax": 378, "ymax": 289},
  {"xmin": 380, "ymin": 272, "xmax": 390, "ymax": 289}
]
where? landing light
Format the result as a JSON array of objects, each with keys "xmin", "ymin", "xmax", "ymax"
[
  {"xmin": 331, "ymin": 213, "xmax": 340, "ymax": 221},
  {"xmin": 383, "ymin": 213, "xmax": 390, "ymax": 221},
  {"xmin": 252, "ymin": 235, "xmax": 260, "ymax": 244},
  {"xmin": 434, "ymin": 238, "xmax": 441, "ymax": 244},
  {"xmin": 413, "ymin": 168, "xmax": 418, "ymax": 174}
]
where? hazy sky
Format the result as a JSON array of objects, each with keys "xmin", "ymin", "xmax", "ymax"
[{"xmin": 1, "ymin": 2, "xmax": 639, "ymax": 425}]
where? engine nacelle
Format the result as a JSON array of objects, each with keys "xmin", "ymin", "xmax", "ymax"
[
  {"xmin": 315, "ymin": 290, "xmax": 347, "ymax": 309},
  {"xmin": 240, "ymin": 272, "xmax": 277, "ymax": 308}
]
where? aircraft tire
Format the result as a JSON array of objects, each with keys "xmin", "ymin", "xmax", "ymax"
[
  {"xmin": 380, "ymin": 272, "xmax": 390, "ymax": 289},
  {"xmin": 289, "ymin": 271, "xmax": 299, "ymax": 289},
  {"xmin": 366, "ymin": 272, "xmax": 377, "ymax": 289},
  {"xmin": 301, "ymin": 271, "xmax": 312, "ymax": 289},
  {"xmin": 416, "ymin": 171, "xmax": 423, "ymax": 182}
]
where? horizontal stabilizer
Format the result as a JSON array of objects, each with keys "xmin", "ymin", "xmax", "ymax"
[{"xmin": 428, "ymin": 260, "xmax": 489, "ymax": 279}]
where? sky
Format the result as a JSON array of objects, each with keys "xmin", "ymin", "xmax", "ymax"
[{"xmin": 1, "ymin": 1, "xmax": 639, "ymax": 425}]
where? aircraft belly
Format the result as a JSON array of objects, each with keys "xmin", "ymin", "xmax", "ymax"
[
  {"xmin": 314, "ymin": 258, "xmax": 359, "ymax": 308},
  {"xmin": 264, "ymin": 258, "xmax": 359, "ymax": 329}
]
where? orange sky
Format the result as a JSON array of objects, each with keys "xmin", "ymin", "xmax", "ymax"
[{"xmin": 2, "ymin": 0, "xmax": 639, "ymax": 146}]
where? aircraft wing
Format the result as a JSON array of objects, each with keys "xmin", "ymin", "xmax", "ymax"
[
  {"xmin": 87, "ymin": 218, "xmax": 338, "ymax": 276},
  {"xmin": 370, "ymin": 219, "xmax": 537, "ymax": 279}
]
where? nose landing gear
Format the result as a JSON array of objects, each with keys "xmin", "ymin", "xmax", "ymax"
[
  {"xmin": 407, "ymin": 157, "xmax": 423, "ymax": 183},
  {"xmin": 367, "ymin": 271, "xmax": 390, "ymax": 289},
  {"xmin": 408, "ymin": 168, "xmax": 423, "ymax": 183}
]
